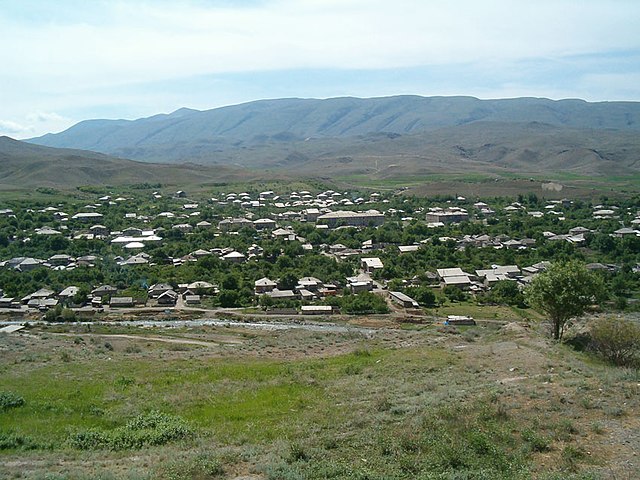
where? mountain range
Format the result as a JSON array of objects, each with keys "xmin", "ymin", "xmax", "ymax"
[{"xmin": 23, "ymin": 95, "xmax": 640, "ymax": 181}]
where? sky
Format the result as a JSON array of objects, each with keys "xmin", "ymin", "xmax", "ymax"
[{"xmin": 1, "ymin": 0, "xmax": 639, "ymax": 138}]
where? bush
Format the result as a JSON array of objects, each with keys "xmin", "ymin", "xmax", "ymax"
[
  {"xmin": 0, "ymin": 391, "xmax": 25, "ymax": 412},
  {"xmin": 0, "ymin": 432, "xmax": 39, "ymax": 451},
  {"xmin": 589, "ymin": 317, "xmax": 640, "ymax": 367},
  {"xmin": 69, "ymin": 411, "xmax": 193, "ymax": 450}
]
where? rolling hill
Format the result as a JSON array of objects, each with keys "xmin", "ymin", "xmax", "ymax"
[
  {"xmin": 0, "ymin": 136, "xmax": 257, "ymax": 189},
  {"xmin": 30, "ymin": 96, "xmax": 640, "ymax": 162}
]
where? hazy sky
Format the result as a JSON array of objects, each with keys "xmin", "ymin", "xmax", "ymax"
[{"xmin": 1, "ymin": 0, "xmax": 639, "ymax": 138}]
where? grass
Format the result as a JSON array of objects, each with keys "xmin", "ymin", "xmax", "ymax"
[
  {"xmin": 428, "ymin": 302, "xmax": 544, "ymax": 321},
  {"xmin": 1, "ymin": 322, "xmax": 637, "ymax": 479},
  {"xmin": 0, "ymin": 348, "xmax": 387, "ymax": 447}
]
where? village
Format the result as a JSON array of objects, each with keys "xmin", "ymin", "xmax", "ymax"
[{"xmin": 0, "ymin": 185, "xmax": 639, "ymax": 319}]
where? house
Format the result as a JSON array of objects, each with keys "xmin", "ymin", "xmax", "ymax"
[
  {"xmin": 425, "ymin": 208, "xmax": 469, "ymax": 224},
  {"xmin": 184, "ymin": 294, "xmax": 201, "ymax": 305},
  {"xmin": 253, "ymin": 218, "xmax": 277, "ymax": 231},
  {"xmin": 398, "ymin": 245, "xmax": 420, "ymax": 254},
  {"xmin": 272, "ymin": 227, "xmax": 297, "ymax": 241},
  {"xmin": 265, "ymin": 289, "xmax": 299, "ymax": 300},
  {"xmin": 59, "ymin": 286, "xmax": 80, "ymax": 301},
  {"xmin": 222, "ymin": 251, "xmax": 246, "ymax": 263},
  {"xmin": 613, "ymin": 227, "xmax": 638, "ymax": 238},
  {"xmin": 436, "ymin": 268, "xmax": 470, "ymax": 280},
  {"xmin": 157, "ymin": 290, "xmax": 178, "ymax": 306},
  {"xmin": 92, "ymin": 285, "xmax": 118, "ymax": 298},
  {"xmin": 443, "ymin": 276, "xmax": 472, "ymax": 288},
  {"xmin": 72, "ymin": 212, "xmax": 104, "ymax": 222},
  {"xmin": 436, "ymin": 268, "xmax": 473, "ymax": 289},
  {"xmin": 122, "ymin": 227, "xmax": 143, "ymax": 237},
  {"xmin": 475, "ymin": 265, "xmax": 521, "ymax": 285},
  {"xmin": 110, "ymin": 297, "xmax": 134, "ymax": 308},
  {"xmin": 28, "ymin": 298, "xmax": 58, "ymax": 310},
  {"xmin": 389, "ymin": 291, "xmax": 419, "ymax": 308},
  {"xmin": 218, "ymin": 218, "xmax": 253, "ymax": 231},
  {"xmin": 0, "ymin": 297, "xmax": 20, "ymax": 309},
  {"xmin": 255, "ymin": 277, "xmax": 277, "ymax": 294},
  {"xmin": 183, "ymin": 281, "xmax": 216, "ymax": 295},
  {"xmin": 347, "ymin": 273, "xmax": 374, "ymax": 292},
  {"xmin": 49, "ymin": 254, "xmax": 74, "ymax": 266},
  {"xmin": 296, "ymin": 277, "xmax": 323, "ymax": 292},
  {"xmin": 29, "ymin": 288, "xmax": 56, "ymax": 300},
  {"xmin": 148, "ymin": 283, "xmax": 174, "ymax": 298},
  {"xmin": 16, "ymin": 258, "xmax": 44, "ymax": 272},
  {"xmin": 77, "ymin": 255, "xmax": 98, "ymax": 267},
  {"xmin": 89, "ymin": 225, "xmax": 109, "ymax": 236},
  {"xmin": 316, "ymin": 210, "xmax": 385, "ymax": 228},
  {"xmin": 361, "ymin": 257, "xmax": 384, "ymax": 273},
  {"xmin": 304, "ymin": 208, "xmax": 321, "ymax": 222}
]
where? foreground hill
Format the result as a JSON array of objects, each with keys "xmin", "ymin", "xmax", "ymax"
[
  {"xmin": 0, "ymin": 136, "xmax": 256, "ymax": 189},
  {"xmin": 1, "ymin": 319, "xmax": 637, "ymax": 479},
  {"xmin": 29, "ymin": 96, "xmax": 640, "ymax": 165}
]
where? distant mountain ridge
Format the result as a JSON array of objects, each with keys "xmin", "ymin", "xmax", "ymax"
[
  {"xmin": 29, "ymin": 96, "xmax": 640, "ymax": 164},
  {"xmin": 0, "ymin": 136, "xmax": 256, "ymax": 189}
]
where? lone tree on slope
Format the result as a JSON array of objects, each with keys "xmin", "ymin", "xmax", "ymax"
[{"xmin": 525, "ymin": 260, "xmax": 606, "ymax": 340}]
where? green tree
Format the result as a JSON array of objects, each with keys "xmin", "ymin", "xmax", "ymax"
[
  {"xmin": 406, "ymin": 286, "xmax": 437, "ymax": 307},
  {"xmin": 218, "ymin": 290, "xmax": 240, "ymax": 308},
  {"xmin": 484, "ymin": 280, "xmax": 525, "ymax": 307},
  {"xmin": 525, "ymin": 261, "xmax": 606, "ymax": 340},
  {"xmin": 443, "ymin": 285, "xmax": 467, "ymax": 303}
]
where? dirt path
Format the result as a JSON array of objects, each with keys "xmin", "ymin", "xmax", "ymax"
[{"xmin": 46, "ymin": 332, "xmax": 242, "ymax": 347}]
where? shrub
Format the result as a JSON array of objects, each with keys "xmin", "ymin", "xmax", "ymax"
[
  {"xmin": 0, "ymin": 391, "xmax": 25, "ymax": 412},
  {"xmin": 0, "ymin": 432, "xmax": 39, "ymax": 450},
  {"xmin": 589, "ymin": 317, "xmax": 640, "ymax": 367},
  {"xmin": 521, "ymin": 429, "xmax": 551, "ymax": 452},
  {"xmin": 69, "ymin": 411, "xmax": 193, "ymax": 450}
]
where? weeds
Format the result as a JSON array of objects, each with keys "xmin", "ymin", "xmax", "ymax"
[
  {"xmin": 68, "ymin": 411, "xmax": 192, "ymax": 450},
  {"xmin": 0, "ymin": 391, "xmax": 25, "ymax": 411}
]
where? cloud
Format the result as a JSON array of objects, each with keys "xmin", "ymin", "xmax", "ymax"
[
  {"xmin": 2, "ymin": 0, "xmax": 639, "ymax": 87},
  {"xmin": 0, "ymin": 120, "xmax": 30, "ymax": 135},
  {"xmin": 0, "ymin": 0, "xmax": 639, "ymax": 138},
  {"xmin": 25, "ymin": 111, "xmax": 68, "ymax": 123},
  {"xmin": 0, "ymin": 112, "xmax": 73, "ymax": 139}
]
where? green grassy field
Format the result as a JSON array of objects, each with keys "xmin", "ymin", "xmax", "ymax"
[{"xmin": 1, "ymin": 321, "xmax": 638, "ymax": 479}]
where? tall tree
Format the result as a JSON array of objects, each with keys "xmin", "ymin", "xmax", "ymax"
[{"xmin": 525, "ymin": 261, "xmax": 606, "ymax": 340}]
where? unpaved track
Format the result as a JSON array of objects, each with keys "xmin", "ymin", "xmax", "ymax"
[{"xmin": 46, "ymin": 332, "xmax": 242, "ymax": 347}]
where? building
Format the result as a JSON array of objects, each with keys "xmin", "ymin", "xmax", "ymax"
[
  {"xmin": 300, "ymin": 305, "xmax": 334, "ymax": 315},
  {"xmin": 436, "ymin": 268, "xmax": 473, "ymax": 289},
  {"xmin": 157, "ymin": 290, "xmax": 178, "ymax": 306},
  {"xmin": 316, "ymin": 210, "xmax": 385, "ymax": 228},
  {"xmin": 361, "ymin": 257, "xmax": 384, "ymax": 273},
  {"xmin": 425, "ymin": 208, "xmax": 469, "ymax": 224},
  {"xmin": 218, "ymin": 218, "xmax": 254, "ymax": 231},
  {"xmin": 255, "ymin": 277, "xmax": 277, "ymax": 294},
  {"xmin": 389, "ymin": 291, "xmax": 419, "ymax": 308},
  {"xmin": 110, "ymin": 297, "xmax": 134, "ymax": 308}
]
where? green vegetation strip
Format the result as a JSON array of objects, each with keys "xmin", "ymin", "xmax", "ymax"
[{"xmin": 0, "ymin": 349, "xmax": 389, "ymax": 448}]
